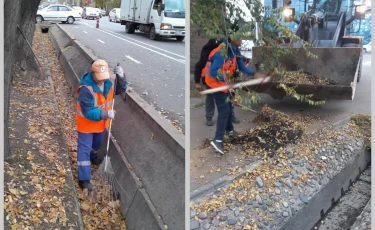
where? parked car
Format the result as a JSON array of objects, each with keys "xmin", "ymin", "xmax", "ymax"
[
  {"xmin": 94, "ymin": 8, "xmax": 103, "ymax": 18},
  {"xmin": 72, "ymin": 6, "xmax": 83, "ymax": 15},
  {"xmin": 36, "ymin": 4, "xmax": 81, "ymax": 24},
  {"xmin": 109, "ymin": 8, "xmax": 121, "ymax": 22},
  {"xmin": 101, "ymin": 9, "xmax": 106, "ymax": 16},
  {"xmin": 82, "ymin": 7, "xmax": 100, "ymax": 19},
  {"xmin": 363, "ymin": 42, "xmax": 371, "ymax": 53},
  {"xmin": 38, "ymin": 2, "xmax": 50, "ymax": 10}
]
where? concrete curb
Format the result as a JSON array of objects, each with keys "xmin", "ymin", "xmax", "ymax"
[
  {"xmin": 279, "ymin": 148, "xmax": 370, "ymax": 230},
  {"xmin": 49, "ymin": 24, "xmax": 184, "ymax": 230}
]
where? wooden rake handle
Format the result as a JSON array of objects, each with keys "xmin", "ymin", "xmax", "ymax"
[{"xmin": 199, "ymin": 77, "xmax": 271, "ymax": 95}]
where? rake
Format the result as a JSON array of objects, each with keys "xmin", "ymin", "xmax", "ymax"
[{"xmin": 95, "ymin": 63, "xmax": 122, "ymax": 203}]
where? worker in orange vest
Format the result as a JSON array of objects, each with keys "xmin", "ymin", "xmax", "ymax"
[
  {"xmin": 203, "ymin": 38, "xmax": 266, "ymax": 154},
  {"xmin": 75, "ymin": 59, "xmax": 116, "ymax": 191},
  {"xmin": 194, "ymin": 39, "xmax": 251, "ymax": 126}
]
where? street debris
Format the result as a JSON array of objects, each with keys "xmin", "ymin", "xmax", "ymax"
[
  {"xmin": 4, "ymin": 25, "xmax": 127, "ymax": 229},
  {"xmin": 226, "ymin": 105, "xmax": 304, "ymax": 158},
  {"xmin": 273, "ymin": 71, "xmax": 340, "ymax": 86},
  {"xmin": 191, "ymin": 105, "xmax": 369, "ymax": 229}
]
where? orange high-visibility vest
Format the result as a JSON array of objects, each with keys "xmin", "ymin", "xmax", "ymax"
[
  {"xmin": 75, "ymin": 85, "xmax": 114, "ymax": 133},
  {"xmin": 202, "ymin": 44, "xmax": 237, "ymax": 93}
]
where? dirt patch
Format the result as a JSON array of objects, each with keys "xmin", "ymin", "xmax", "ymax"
[
  {"xmin": 4, "ymin": 60, "xmax": 81, "ymax": 229},
  {"xmin": 227, "ymin": 105, "xmax": 304, "ymax": 157}
]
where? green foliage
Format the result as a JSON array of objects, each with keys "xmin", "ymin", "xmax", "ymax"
[
  {"xmin": 277, "ymin": 83, "xmax": 326, "ymax": 106},
  {"xmin": 191, "ymin": 0, "xmax": 324, "ymax": 107}
]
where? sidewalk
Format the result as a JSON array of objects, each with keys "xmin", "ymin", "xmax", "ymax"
[
  {"xmin": 4, "ymin": 45, "xmax": 82, "ymax": 228},
  {"xmin": 189, "ymin": 77, "xmax": 370, "ymax": 192}
]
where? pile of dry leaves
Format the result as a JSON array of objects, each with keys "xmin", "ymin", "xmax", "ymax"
[
  {"xmin": 273, "ymin": 71, "xmax": 340, "ymax": 86},
  {"xmin": 225, "ymin": 105, "xmax": 304, "ymax": 158}
]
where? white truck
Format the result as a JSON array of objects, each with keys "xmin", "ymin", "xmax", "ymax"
[{"xmin": 120, "ymin": 0, "xmax": 185, "ymax": 41}]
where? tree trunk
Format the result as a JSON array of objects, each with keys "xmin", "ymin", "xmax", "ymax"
[{"xmin": 4, "ymin": 0, "xmax": 41, "ymax": 158}]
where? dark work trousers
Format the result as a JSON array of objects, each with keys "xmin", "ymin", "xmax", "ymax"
[
  {"xmin": 77, "ymin": 130, "xmax": 106, "ymax": 181},
  {"xmin": 214, "ymin": 91, "xmax": 234, "ymax": 141},
  {"xmin": 204, "ymin": 84, "xmax": 235, "ymax": 120}
]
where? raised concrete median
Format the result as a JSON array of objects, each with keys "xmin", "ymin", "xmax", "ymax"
[{"xmin": 48, "ymin": 24, "xmax": 185, "ymax": 230}]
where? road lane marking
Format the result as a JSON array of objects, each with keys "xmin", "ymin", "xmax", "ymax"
[
  {"xmin": 80, "ymin": 22, "xmax": 185, "ymax": 62},
  {"xmin": 125, "ymin": 55, "xmax": 142, "ymax": 64},
  {"xmin": 92, "ymin": 29, "xmax": 184, "ymax": 64},
  {"xmin": 83, "ymin": 31, "xmax": 88, "ymax": 34},
  {"xmin": 98, "ymin": 39, "xmax": 105, "ymax": 44}
]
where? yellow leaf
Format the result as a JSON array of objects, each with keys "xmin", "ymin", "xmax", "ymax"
[
  {"xmin": 24, "ymin": 139, "xmax": 29, "ymax": 144},
  {"xmin": 26, "ymin": 151, "xmax": 33, "ymax": 161},
  {"xmin": 20, "ymin": 191, "xmax": 28, "ymax": 196},
  {"xmin": 81, "ymin": 202, "xmax": 90, "ymax": 211},
  {"xmin": 58, "ymin": 170, "xmax": 66, "ymax": 177},
  {"xmin": 9, "ymin": 189, "xmax": 18, "ymax": 195}
]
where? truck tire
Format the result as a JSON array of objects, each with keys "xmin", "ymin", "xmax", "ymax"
[
  {"xmin": 125, "ymin": 22, "xmax": 135, "ymax": 34},
  {"xmin": 176, "ymin": 36, "xmax": 184, "ymax": 41},
  {"xmin": 149, "ymin": 25, "xmax": 156, "ymax": 40}
]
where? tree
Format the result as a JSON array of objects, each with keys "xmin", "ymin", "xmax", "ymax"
[
  {"xmin": 191, "ymin": 0, "xmax": 323, "ymax": 108},
  {"xmin": 4, "ymin": 0, "xmax": 41, "ymax": 158}
]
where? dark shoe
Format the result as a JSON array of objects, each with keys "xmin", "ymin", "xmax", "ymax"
[
  {"xmin": 79, "ymin": 180, "xmax": 94, "ymax": 192},
  {"xmin": 91, "ymin": 157, "xmax": 103, "ymax": 165},
  {"xmin": 232, "ymin": 116, "xmax": 240, "ymax": 124},
  {"xmin": 226, "ymin": 130, "xmax": 239, "ymax": 137},
  {"xmin": 206, "ymin": 117, "xmax": 214, "ymax": 126},
  {"xmin": 210, "ymin": 140, "xmax": 224, "ymax": 154}
]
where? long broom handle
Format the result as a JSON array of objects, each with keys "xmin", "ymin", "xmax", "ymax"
[
  {"xmin": 105, "ymin": 63, "xmax": 120, "ymax": 156},
  {"xmin": 199, "ymin": 77, "xmax": 271, "ymax": 95}
]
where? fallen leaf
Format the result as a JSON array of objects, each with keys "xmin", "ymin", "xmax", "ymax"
[
  {"xmin": 9, "ymin": 189, "xmax": 18, "ymax": 196},
  {"xmin": 20, "ymin": 191, "xmax": 28, "ymax": 196},
  {"xmin": 81, "ymin": 202, "xmax": 90, "ymax": 211}
]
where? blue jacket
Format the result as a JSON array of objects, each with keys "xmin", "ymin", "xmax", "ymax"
[
  {"xmin": 77, "ymin": 72, "xmax": 113, "ymax": 121},
  {"xmin": 209, "ymin": 40, "xmax": 254, "ymax": 82}
]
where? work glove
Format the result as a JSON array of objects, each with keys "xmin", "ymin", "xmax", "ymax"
[
  {"xmin": 108, "ymin": 110, "xmax": 116, "ymax": 119},
  {"xmin": 115, "ymin": 65, "xmax": 124, "ymax": 77}
]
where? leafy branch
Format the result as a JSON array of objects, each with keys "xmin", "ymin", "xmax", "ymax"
[{"xmin": 191, "ymin": 0, "xmax": 324, "ymax": 109}]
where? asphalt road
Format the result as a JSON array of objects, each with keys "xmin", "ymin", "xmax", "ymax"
[{"xmin": 60, "ymin": 17, "xmax": 185, "ymax": 130}]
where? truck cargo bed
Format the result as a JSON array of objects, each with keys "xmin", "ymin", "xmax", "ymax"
[{"xmin": 248, "ymin": 46, "xmax": 362, "ymax": 100}]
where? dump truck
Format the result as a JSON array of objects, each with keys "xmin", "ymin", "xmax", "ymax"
[
  {"xmin": 120, "ymin": 0, "xmax": 185, "ymax": 41},
  {"xmin": 248, "ymin": 7, "xmax": 366, "ymax": 101}
]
